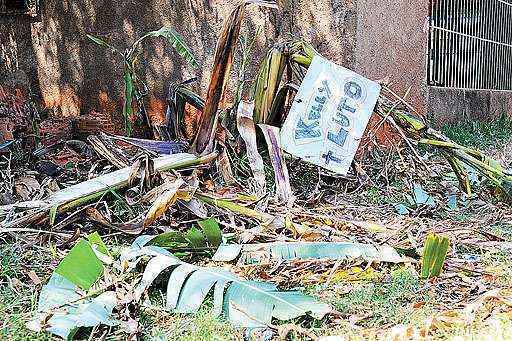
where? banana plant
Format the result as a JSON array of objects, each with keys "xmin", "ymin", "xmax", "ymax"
[
  {"xmin": 252, "ymin": 40, "xmax": 317, "ymax": 125},
  {"xmin": 87, "ymin": 27, "xmax": 198, "ymax": 138},
  {"xmin": 250, "ymin": 40, "xmax": 512, "ymax": 201},
  {"xmin": 192, "ymin": 0, "xmax": 278, "ymax": 154}
]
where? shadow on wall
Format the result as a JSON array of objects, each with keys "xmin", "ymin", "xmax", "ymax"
[
  {"xmin": 3, "ymin": 0, "xmax": 357, "ymax": 128},
  {"xmin": 0, "ymin": 16, "xmax": 40, "ymax": 96}
]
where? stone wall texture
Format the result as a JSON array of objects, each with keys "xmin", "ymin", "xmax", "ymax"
[{"xmin": 1, "ymin": 0, "xmax": 511, "ymax": 127}]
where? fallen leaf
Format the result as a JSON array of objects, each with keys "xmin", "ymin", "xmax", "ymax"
[
  {"xmin": 143, "ymin": 178, "xmax": 185, "ymax": 228},
  {"xmin": 15, "ymin": 175, "xmax": 40, "ymax": 201},
  {"xmin": 27, "ymin": 270, "xmax": 42, "ymax": 285}
]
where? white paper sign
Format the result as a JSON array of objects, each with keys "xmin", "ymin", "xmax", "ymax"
[{"xmin": 281, "ymin": 55, "xmax": 381, "ymax": 175}]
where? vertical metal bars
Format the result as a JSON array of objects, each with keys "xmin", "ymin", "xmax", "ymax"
[{"xmin": 428, "ymin": 0, "xmax": 512, "ymax": 90}]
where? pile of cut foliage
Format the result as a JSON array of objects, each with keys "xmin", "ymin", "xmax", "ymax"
[{"xmin": 2, "ymin": 1, "xmax": 512, "ymax": 340}]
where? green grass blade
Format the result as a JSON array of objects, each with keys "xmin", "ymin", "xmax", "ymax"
[
  {"xmin": 123, "ymin": 71, "xmax": 134, "ymax": 136},
  {"xmin": 198, "ymin": 218, "xmax": 222, "ymax": 247}
]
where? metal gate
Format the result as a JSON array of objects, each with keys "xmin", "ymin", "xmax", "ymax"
[{"xmin": 428, "ymin": 0, "xmax": 512, "ymax": 91}]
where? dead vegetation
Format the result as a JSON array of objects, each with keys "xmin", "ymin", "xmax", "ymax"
[{"xmin": 1, "ymin": 1, "xmax": 512, "ymax": 340}]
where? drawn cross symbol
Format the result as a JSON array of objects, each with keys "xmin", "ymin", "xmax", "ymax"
[{"xmin": 322, "ymin": 150, "xmax": 342, "ymax": 165}]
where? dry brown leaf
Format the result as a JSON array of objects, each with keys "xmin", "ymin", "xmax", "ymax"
[
  {"xmin": 217, "ymin": 147, "xmax": 237, "ymax": 185},
  {"xmin": 194, "ymin": 2, "xmax": 246, "ymax": 154},
  {"xmin": 15, "ymin": 175, "xmax": 40, "ymax": 201},
  {"xmin": 85, "ymin": 207, "xmax": 145, "ymax": 235},
  {"xmin": 236, "ymin": 101, "xmax": 266, "ymax": 196},
  {"xmin": 258, "ymin": 124, "xmax": 294, "ymax": 205},
  {"xmin": 27, "ymin": 270, "xmax": 41, "ymax": 285},
  {"xmin": 143, "ymin": 178, "xmax": 185, "ymax": 228}
]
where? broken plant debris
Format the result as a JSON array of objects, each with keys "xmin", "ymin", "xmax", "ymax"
[{"xmin": 0, "ymin": 0, "xmax": 511, "ymax": 340}]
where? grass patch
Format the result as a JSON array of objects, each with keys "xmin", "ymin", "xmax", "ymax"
[
  {"xmin": 325, "ymin": 267, "xmax": 430, "ymax": 328},
  {"xmin": 480, "ymin": 249, "xmax": 512, "ymax": 287},
  {"xmin": 442, "ymin": 114, "xmax": 512, "ymax": 149},
  {"xmin": 0, "ymin": 244, "xmax": 21, "ymax": 279},
  {"xmin": 0, "ymin": 244, "xmax": 51, "ymax": 340},
  {"xmin": 0, "ymin": 285, "xmax": 50, "ymax": 341},
  {"xmin": 433, "ymin": 314, "xmax": 512, "ymax": 340},
  {"xmin": 141, "ymin": 306, "xmax": 240, "ymax": 341}
]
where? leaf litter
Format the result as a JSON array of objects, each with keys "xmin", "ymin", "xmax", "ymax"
[{"xmin": 1, "ymin": 1, "xmax": 512, "ymax": 340}]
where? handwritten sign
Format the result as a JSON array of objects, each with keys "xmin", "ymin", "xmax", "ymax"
[{"xmin": 280, "ymin": 55, "xmax": 381, "ymax": 175}]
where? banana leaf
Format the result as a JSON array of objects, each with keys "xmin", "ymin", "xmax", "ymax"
[
  {"xmin": 55, "ymin": 239, "xmax": 104, "ymax": 290},
  {"xmin": 258, "ymin": 124, "xmax": 293, "ymax": 204},
  {"xmin": 143, "ymin": 178, "xmax": 185, "ymax": 228},
  {"xmin": 236, "ymin": 101, "xmax": 266, "ymax": 196},
  {"xmin": 212, "ymin": 242, "xmax": 404, "ymax": 264},
  {"xmin": 122, "ymin": 237, "xmax": 331, "ymax": 327},
  {"xmin": 109, "ymin": 135, "xmax": 188, "ymax": 155},
  {"xmin": 28, "ymin": 273, "xmax": 118, "ymax": 340},
  {"xmin": 2, "ymin": 153, "xmax": 218, "ymax": 229},
  {"xmin": 29, "ymin": 236, "xmax": 116, "ymax": 339},
  {"xmin": 421, "ymin": 233, "xmax": 449, "ymax": 279},
  {"xmin": 267, "ymin": 83, "xmax": 298, "ymax": 126},
  {"xmin": 253, "ymin": 46, "xmax": 286, "ymax": 123},
  {"xmin": 144, "ymin": 218, "xmax": 222, "ymax": 250},
  {"xmin": 136, "ymin": 27, "xmax": 198, "ymax": 68}
]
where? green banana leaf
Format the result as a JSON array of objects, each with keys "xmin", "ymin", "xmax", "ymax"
[
  {"xmin": 185, "ymin": 226, "xmax": 207, "ymax": 248},
  {"xmin": 122, "ymin": 237, "xmax": 331, "ymax": 328},
  {"xmin": 198, "ymin": 218, "xmax": 222, "ymax": 247},
  {"xmin": 87, "ymin": 231, "xmax": 110, "ymax": 256},
  {"xmin": 421, "ymin": 233, "xmax": 449, "ymax": 279},
  {"xmin": 136, "ymin": 27, "xmax": 198, "ymax": 68},
  {"xmin": 212, "ymin": 242, "xmax": 404, "ymax": 264},
  {"xmin": 29, "ymin": 236, "xmax": 116, "ymax": 339},
  {"xmin": 143, "ymin": 218, "xmax": 222, "ymax": 251},
  {"xmin": 55, "ymin": 239, "xmax": 104, "ymax": 290}
]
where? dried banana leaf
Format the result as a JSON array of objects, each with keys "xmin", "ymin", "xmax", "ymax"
[
  {"xmin": 2, "ymin": 153, "xmax": 218, "ymax": 229},
  {"xmin": 194, "ymin": 0, "xmax": 277, "ymax": 154},
  {"xmin": 236, "ymin": 101, "xmax": 266, "ymax": 196},
  {"xmin": 258, "ymin": 124, "xmax": 293, "ymax": 204}
]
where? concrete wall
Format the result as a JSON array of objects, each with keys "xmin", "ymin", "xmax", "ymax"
[
  {"xmin": 354, "ymin": 0, "xmax": 512, "ymax": 126},
  {"xmin": 0, "ymin": 15, "xmax": 40, "ymax": 95},
  {"xmin": 355, "ymin": 0, "xmax": 429, "ymax": 115},
  {"xmin": 1, "ymin": 0, "xmax": 512, "ymax": 129},
  {"xmin": 0, "ymin": 0, "xmax": 357, "ymax": 121},
  {"xmin": 427, "ymin": 88, "xmax": 512, "ymax": 125}
]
